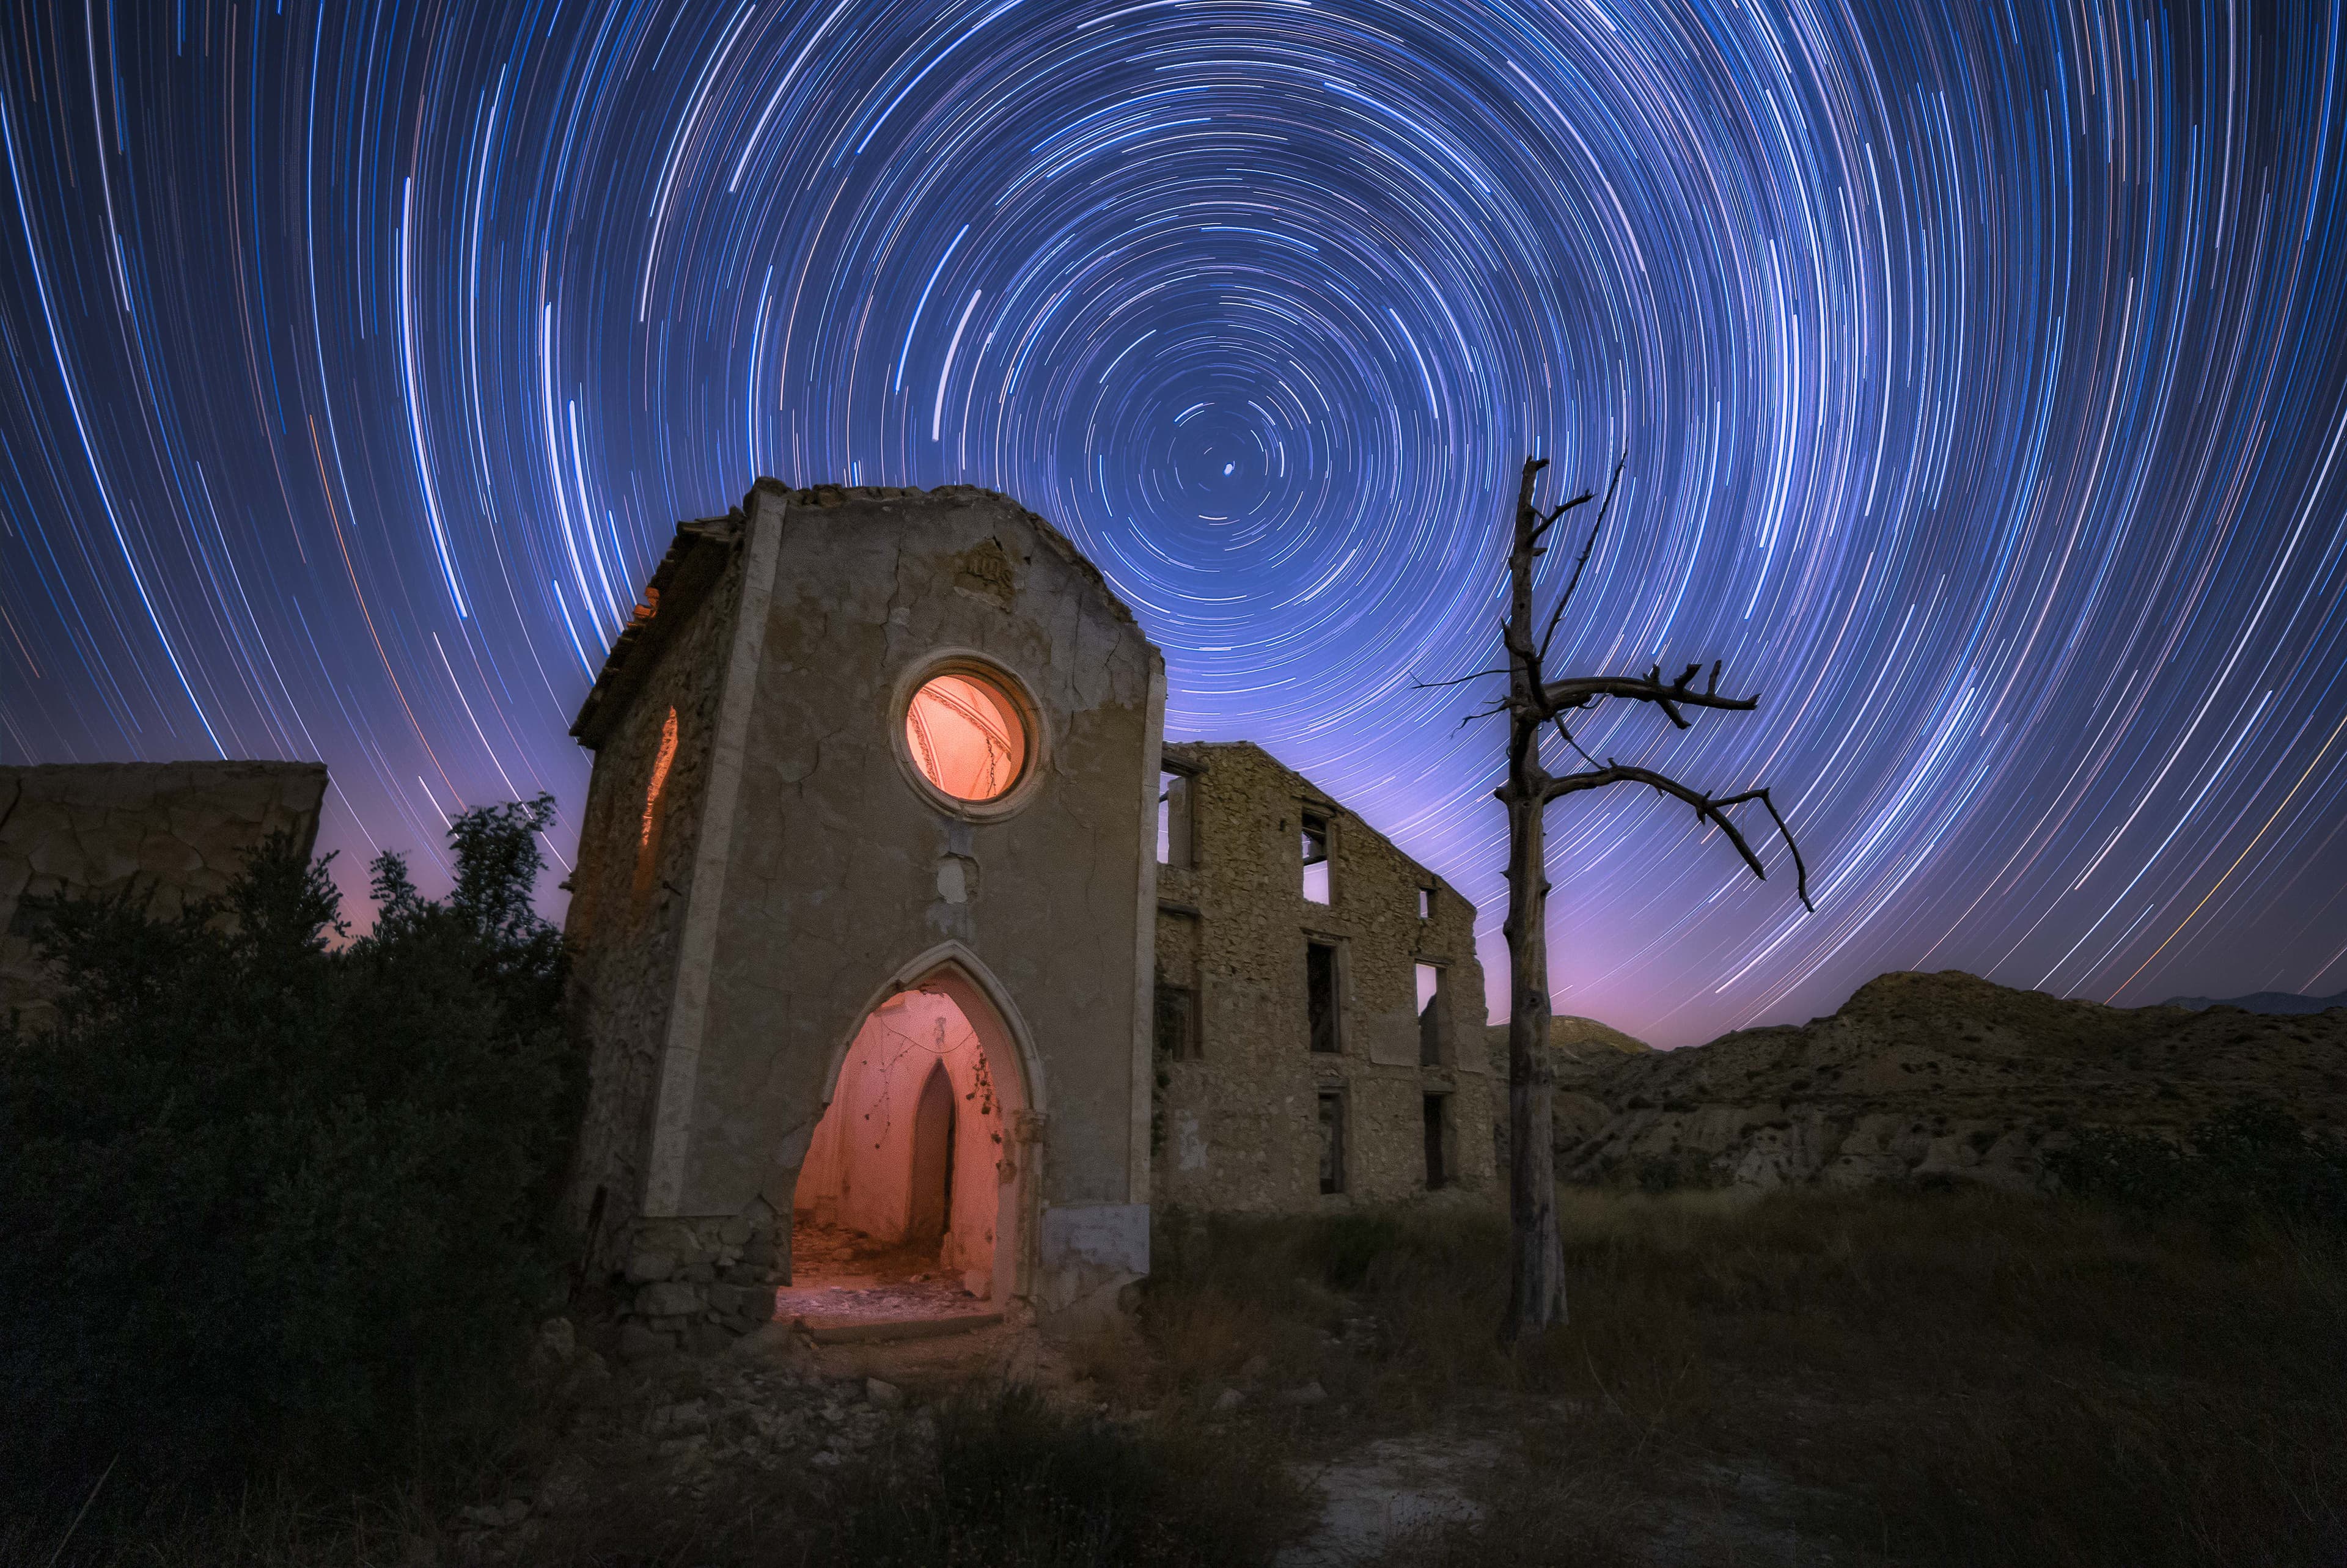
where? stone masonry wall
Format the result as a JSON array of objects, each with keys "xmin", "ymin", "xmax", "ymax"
[
  {"xmin": 564, "ymin": 480, "xmax": 1164, "ymax": 1352},
  {"xmin": 563, "ymin": 513, "xmax": 754, "ymax": 1304},
  {"xmin": 1151, "ymin": 742, "xmax": 1497, "ymax": 1212},
  {"xmin": 1, "ymin": 761, "xmax": 328, "ymax": 1028}
]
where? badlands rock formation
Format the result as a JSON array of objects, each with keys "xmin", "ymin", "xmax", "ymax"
[{"xmin": 1537, "ymin": 971, "xmax": 2347, "ymax": 1193}]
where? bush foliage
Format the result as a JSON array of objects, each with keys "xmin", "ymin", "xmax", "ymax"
[
  {"xmin": 2049, "ymin": 1100, "xmax": 2347, "ymax": 1226},
  {"xmin": 527, "ymin": 1384, "xmax": 1304, "ymax": 1567},
  {"xmin": 0, "ymin": 797, "xmax": 579, "ymax": 1504}
]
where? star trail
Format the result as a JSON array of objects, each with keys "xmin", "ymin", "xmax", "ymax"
[{"xmin": 2, "ymin": 0, "xmax": 2344, "ymax": 1045}]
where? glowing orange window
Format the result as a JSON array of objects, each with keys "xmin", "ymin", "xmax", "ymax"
[
  {"xmin": 905, "ymin": 672, "xmax": 1026, "ymax": 803},
  {"xmin": 642, "ymin": 708, "xmax": 678, "ymax": 846}
]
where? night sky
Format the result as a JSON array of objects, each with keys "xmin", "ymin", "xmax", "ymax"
[{"xmin": 3, "ymin": 1, "xmax": 2344, "ymax": 1046}]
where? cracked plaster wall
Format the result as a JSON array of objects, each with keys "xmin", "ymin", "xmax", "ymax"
[
  {"xmin": 695, "ymin": 485, "xmax": 1158, "ymax": 1210},
  {"xmin": 565, "ymin": 482, "xmax": 1162, "ymax": 1344}
]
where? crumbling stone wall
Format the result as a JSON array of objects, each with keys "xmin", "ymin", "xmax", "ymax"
[
  {"xmin": 1, "ymin": 761, "xmax": 327, "ymax": 1028},
  {"xmin": 564, "ymin": 505, "xmax": 754, "ymax": 1284},
  {"xmin": 1152, "ymin": 742, "xmax": 1498, "ymax": 1212}
]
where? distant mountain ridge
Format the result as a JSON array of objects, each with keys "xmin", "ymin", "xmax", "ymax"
[
  {"xmin": 2158, "ymin": 989, "xmax": 2347, "ymax": 1016},
  {"xmin": 1535, "ymin": 970, "xmax": 2346, "ymax": 1193}
]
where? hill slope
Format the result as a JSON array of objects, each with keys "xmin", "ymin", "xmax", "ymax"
[
  {"xmin": 1544, "ymin": 970, "xmax": 2347, "ymax": 1192},
  {"xmin": 2161, "ymin": 987, "xmax": 2347, "ymax": 1015}
]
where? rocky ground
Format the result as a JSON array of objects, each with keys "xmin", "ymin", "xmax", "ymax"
[
  {"xmin": 447, "ymin": 1317, "xmax": 930, "ymax": 1559},
  {"xmin": 1528, "ymin": 970, "xmax": 2347, "ymax": 1192}
]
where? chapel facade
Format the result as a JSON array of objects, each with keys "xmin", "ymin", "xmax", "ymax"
[{"xmin": 562, "ymin": 481, "xmax": 1164, "ymax": 1350}]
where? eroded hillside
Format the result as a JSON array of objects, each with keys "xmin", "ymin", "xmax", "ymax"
[{"xmin": 1529, "ymin": 971, "xmax": 2347, "ymax": 1191}]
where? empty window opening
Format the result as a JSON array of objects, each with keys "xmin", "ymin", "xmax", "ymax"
[
  {"xmin": 1318, "ymin": 1091, "xmax": 1347, "ymax": 1195},
  {"xmin": 1155, "ymin": 976, "xmax": 1199, "ymax": 1061},
  {"xmin": 1157, "ymin": 769, "xmax": 1194, "ymax": 865},
  {"xmin": 642, "ymin": 708, "xmax": 679, "ymax": 848},
  {"xmin": 792, "ymin": 987, "xmax": 1005, "ymax": 1314},
  {"xmin": 1307, "ymin": 940, "xmax": 1341, "ymax": 1053},
  {"xmin": 1417, "ymin": 962, "xmax": 1447, "ymax": 1065},
  {"xmin": 906, "ymin": 670, "xmax": 1027, "ymax": 802},
  {"xmin": 1416, "ymin": 884, "xmax": 1433, "ymax": 920},
  {"xmin": 1423, "ymin": 1094, "xmax": 1449, "ymax": 1189},
  {"xmin": 1301, "ymin": 811, "xmax": 1331, "ymax": 903}
]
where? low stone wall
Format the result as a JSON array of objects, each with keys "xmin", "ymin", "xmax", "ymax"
[
  {"xmin": 612, "ymin": 1204, "xmax": 787, "ymax": 1358},
  {"xmin": 1, "ymin": 761, "xmax": 328, "ymax": 1027}
]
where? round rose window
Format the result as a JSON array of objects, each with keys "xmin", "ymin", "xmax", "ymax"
[{"xmin": 905, "ymin": 670, "xmax": 1028, "ymax": 803}]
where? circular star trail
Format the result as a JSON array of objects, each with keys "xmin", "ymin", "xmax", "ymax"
[{"xmin": 2, "ymin": 0, "xmax": 2345, "ymax": 1044}]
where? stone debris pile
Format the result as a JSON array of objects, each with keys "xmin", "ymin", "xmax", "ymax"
[{"xmin": 447, "ymin": 1319, "xmax": 937, "ymax": 1561}]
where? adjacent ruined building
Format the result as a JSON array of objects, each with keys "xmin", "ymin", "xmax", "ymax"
[
  {"xmin": 1, "ymin": 762, "xmax": 328, "ymax": 1028},
  {"xmin": 563, "ymin": 482, "xmax": 1164, "ymax": 1351},
  {"xmin": 1151, "ymin": 742, "xmax": 1497, "ymax": 1211}
]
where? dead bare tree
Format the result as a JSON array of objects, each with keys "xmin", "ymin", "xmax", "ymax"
[{"xmin": 1461, "ymin": 455, "xmax": 1813, "ymax": 1341}]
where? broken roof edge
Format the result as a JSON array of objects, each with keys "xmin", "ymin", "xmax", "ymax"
[
  {"xmin": 567, "ymin": 484, "xmax": 763, "ymax": 746},
  {"xmin": 1161, "ymin": 738, "xmax": 1478, "ymax": 914},
  {"xmin": 571, "ymin": 478, "xmax": 1149, "ymax": 747}
]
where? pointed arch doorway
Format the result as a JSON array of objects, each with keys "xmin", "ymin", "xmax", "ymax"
[{"xmin": 786, "ymin": 956, "xmax": 1034, "ymax": 1326}]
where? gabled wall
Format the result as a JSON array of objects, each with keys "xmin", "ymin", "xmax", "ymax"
[{"xmin": 565, "ymin": 481, "xmax": 1164, "ymax": 1349}]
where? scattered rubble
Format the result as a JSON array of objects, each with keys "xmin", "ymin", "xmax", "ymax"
[{"xmin": 447, "ymin": 1317, "xmax": 938, "ymax": 1561}]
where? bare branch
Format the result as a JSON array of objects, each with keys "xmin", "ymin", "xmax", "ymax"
[
  {"xmin": 1535, "ymin": 667, "xmax": 1759, "ymax": 728},
  {"xmin": 1458, "ymin": 695, "xmax": 1513, "ymax": 730},
  {"xmin": 1752, "ymin": 788, "xmax": 1813, "ymax": 911},
  {"xmin": 1541, "ymin": 764, "xmax": 1814, "ymax": 910},
  {"xmin": 1549, "ymin": 715, "xmax": 1602, "ymax": 771},
  {"xmin": 1525, "ymin": 487, "xmax": 1594, "ymax": 550},
  {"xmin": 1410, "ymin": 665, "xmax": 1513, "ymax": 692},
  {"xmin": 1535, "ymin": 455, "xmax": 1625, "ymax": 664}
]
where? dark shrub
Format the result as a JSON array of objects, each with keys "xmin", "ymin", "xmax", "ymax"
[
  {"xmin": 824, "ymin": 1385, "xmax": 1301, "ymax": 1566},
  {"xmin": 0, "ymin": 797, "xmax": 578, "ymax": 1509},
  {"xmin": 516, "ymin": 1384, "xmax": 1306, "ymax": 1567},
  {"xmin": 2050, "ymin": 1101, "xmax": 2347, "ymax": 1227},
  {"xmin": 1315, "ymin": 1212, "xmax": 1402, "ymax": 1289}
]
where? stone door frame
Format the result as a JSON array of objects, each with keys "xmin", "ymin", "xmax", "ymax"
[{"xmin": 819, "ymin": 939, "xmax": 1046, "ymax": 1304}]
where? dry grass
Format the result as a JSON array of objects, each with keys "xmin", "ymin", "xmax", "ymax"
[
  {"xmin": 1140, "ymin": 1187, "xmax": 2347, "ymax": 1566},
  {"xmin": 6, "ymin": 1385, "xmax": 1306, "ymax": 1568},
  {"xmin": 13, "ymin": 1187, "xmax": 2337, "ymax": 1566}
]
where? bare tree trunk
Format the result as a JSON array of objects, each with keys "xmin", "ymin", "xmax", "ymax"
[
  {"xmin": 1501, "ymin": 459, "xmax": 1567, "ymax": 1340},
  {"xmin": 1501, "ymin": 772, "xmax": 1567, "ymax": 1338},
  {"xmin": 1452, "ymin": 454, "xmax": 1808, "ymax": 1345}
]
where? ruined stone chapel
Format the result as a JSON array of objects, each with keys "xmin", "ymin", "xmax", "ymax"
[
  {"xmin": 563, "ymin": 480, "xmax": 1497, "ymax": 1349},
  {"xmin": 0, "ymin": 482, "xmax": 1497, "ymax": 1352}
]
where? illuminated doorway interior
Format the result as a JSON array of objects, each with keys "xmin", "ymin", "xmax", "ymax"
[{"xmin": 788, "ymin": 985, "xmax": 1007, "ymax": 1325}]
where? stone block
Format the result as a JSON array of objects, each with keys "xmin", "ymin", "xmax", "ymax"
[
  {"xmin": 636, "ymin": 1281, "xmax": 705, "ymax": 1317},
  {"xmin": 617, "ymin": 1323, "xmax": 674, "ymax": 1361},
  {"xmin": 624, "ymin": 1248, "xmax": 677, "ymax": 1283}
]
